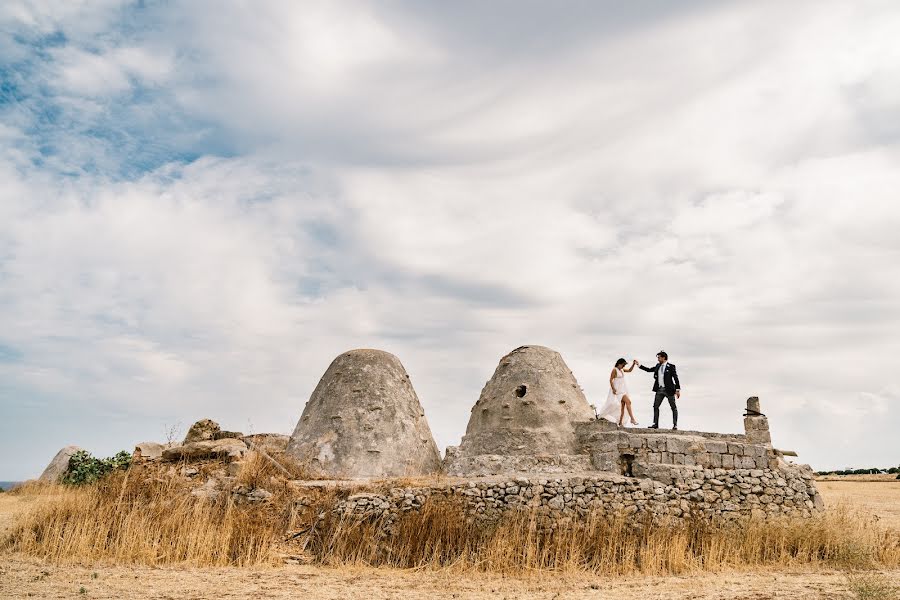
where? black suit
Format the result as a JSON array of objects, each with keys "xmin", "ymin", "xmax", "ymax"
[{"xmin": 639, "ymin": 362, "xmax": 680, "ymax": 427}]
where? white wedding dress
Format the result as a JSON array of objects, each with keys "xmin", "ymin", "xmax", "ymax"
[{"xmin": 598, "ymin": 367, "xmax": 628, "ymax": 423}]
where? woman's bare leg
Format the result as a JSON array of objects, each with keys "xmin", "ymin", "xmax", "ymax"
[
  {"xmin": 623, "ymin": 395, "xmax": 638, "ymax": 425},
  {"xmin": 618, "ymin": 402, "xmax": 625, "ymax": 427}
]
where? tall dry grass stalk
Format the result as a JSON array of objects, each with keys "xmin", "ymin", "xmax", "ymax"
[
  {"xmin": 2, "ymin": 467, "xmax": 306, "ymax": 567},
  {"xmin": 305, "ymin": 500, "xmax": 900, "ymax": 575},
  {"xmin": 4, "ymin": 469, "xmax": 899, "ymax": 574}
]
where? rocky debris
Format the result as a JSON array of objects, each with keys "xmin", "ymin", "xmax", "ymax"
[
  {"xmin": 242, "ymin": 433, "xmax": 290, "ymax": 454},
  {"xmin": 213, "ymin": 430, "xmax": 244, "ymax": 440},
  {"xmin": 190, "ymin": 477, "xmax": 220, "ymax": 500},
  {"xmin": 231, "ymin": 484, "xmax": 273, "ymax": 503},
  {"xmin": 183, "ymin": 419, "xmax": 221, "ymax": 444},
  {"xmin": 287, "ymin": 349, "xmax": 442, "ymax": 478},
  {"xmin": 133, "ymin": 442, "xmax": 169, "ymax": 462},
  {"xmin": 39, "ymin": 445, "xmax": 85, "ymax": 482},
  {"xmin": 163, "ymin": 438, "xmax": 248, "ymax": 462},
  {"xmin": 449, "ymin": 346, "xmax": 595, "ymax": 469}
]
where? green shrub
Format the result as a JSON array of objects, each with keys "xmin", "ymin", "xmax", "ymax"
[{"xmin": 62, "ymin": 450, "xmax": 132, "ymax": 486}]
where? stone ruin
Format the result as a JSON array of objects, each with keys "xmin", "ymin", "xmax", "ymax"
[
  {"xmin": 337, "ymin": 345, "xmax": 823, "ymax": 525},
  {"xmin": 37, "ymin": 344, "xmax": 824, "ymax": 524},
  {"xmin": 286, "ymin": 349, "xmax": 442, "ymax": 478},
  {"xmin": 444, "ymin": 345, "xmax": 595, "ymax": 475}
]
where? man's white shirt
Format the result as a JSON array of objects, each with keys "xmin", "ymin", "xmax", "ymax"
[{"xmin": 658, "ymin": 363, "xmax": 666, "ymax": 389}]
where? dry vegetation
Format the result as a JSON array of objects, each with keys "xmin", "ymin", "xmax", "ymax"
[{"xmin": 3, "ymin": 455, "xmax": 899, "ymax": 580}]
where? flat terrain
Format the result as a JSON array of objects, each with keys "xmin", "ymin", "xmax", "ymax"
[
  {"xmin": 818, "ymin": 478, "xmax": 900, "ymax": 529},
  {"xmin": 1, "ymin": 478, "xmax": 898, "ymax": 600}
]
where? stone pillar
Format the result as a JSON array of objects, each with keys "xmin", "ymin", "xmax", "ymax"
[{"xmin": 743, "ymin": 396, "xmax": 772, "ymax": 446}]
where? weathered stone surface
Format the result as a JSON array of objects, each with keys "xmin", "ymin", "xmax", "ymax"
[
  {"xmin": 183, "ymin": 419, "xmax": 221, "ymax": 444},
  {"xmin": 133, "ymin": 442, "xmax": 168, "ymax": 461},
  {"xmin": 39, "ymin": 445, "xmax": 84, "ymax": 482},
  {"xmin": 444, "ymin": 453, "xmax": 593, "ymax": 477},
  {"xmin": 453, "ymin": 346, "xmax": 594, "ymax": 463},
  {"xmin": 163, "ymin": 439, "xmax": 247, "ymax": 461},
  {"xmin": 241, "ymin": 434, "xmax": 290, "ymax": 454},
  {"xmin": 286, "ymin": 349, "xmax": 442, "ymax": 478}
]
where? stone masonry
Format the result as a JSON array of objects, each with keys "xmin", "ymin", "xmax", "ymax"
[{"xmin": 335, "ymin": 465, "xmax": 822, "ymax": 530}]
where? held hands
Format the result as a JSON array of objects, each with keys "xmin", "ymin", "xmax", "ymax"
[
  {"xmin": 676, "ymin": 390, "xmax": 681, "ymax": 399},
  {"xmin": 632, "ymin": 359, "xmax": 639, "ymax": 366}
]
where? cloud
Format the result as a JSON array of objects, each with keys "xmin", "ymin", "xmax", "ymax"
[{"xmin": 1, "ymin": 0, "xmax": 899, "ymax": 479}]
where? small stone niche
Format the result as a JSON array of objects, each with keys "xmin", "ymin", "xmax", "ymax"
[{"xmin": 620, "ymin": 453, "xmax": 635, "ymax": 477}]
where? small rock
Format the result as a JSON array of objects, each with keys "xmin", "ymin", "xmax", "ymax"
[{"xmin": 183, "ymin": 419, "xmax": 221, "ymax": 444}]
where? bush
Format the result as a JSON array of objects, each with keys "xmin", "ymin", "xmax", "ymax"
[
  {"xmin": 61, "ymin": 450, "xmax": 132, "ymax": 486},
  {"xmin": 888, "ymin": 467, "xmax": 898, "ymax": 474}
]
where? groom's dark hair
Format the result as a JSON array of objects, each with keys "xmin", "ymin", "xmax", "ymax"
[
  {"xmin": 657, "ymin": 351, "xmax": 668, "ymax": 359},
  {"xmin": 615, "ymin": 358, "xmax": 627, "ymax": 367}
]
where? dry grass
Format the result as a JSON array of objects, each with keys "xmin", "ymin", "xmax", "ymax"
[
  {"xmin": 1, "ymin": 463, "xmax": 313, "ymax": 567},
  {"xmin": 845, "ymin": 571, "xmax": 899, "ymax": 600},
  {"xmin": 4, "ymin": 465, "xmax": 899, "ymax": 576},
  {"xmin": 818, "ymin": 479, "xmax": 900, "ymax": 529},
  {"xmin": 305, "ymin": 499, "xmax": 900, "ymax": 575}
]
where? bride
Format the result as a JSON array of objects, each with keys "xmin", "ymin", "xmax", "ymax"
[{"xmin": 597, "ymin": 358, "xmax": 639, "ymax": 427}]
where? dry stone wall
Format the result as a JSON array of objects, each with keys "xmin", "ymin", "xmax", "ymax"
[{"xmin": 335, "ymin": 464, "xmax": 823, "ymax": 530}]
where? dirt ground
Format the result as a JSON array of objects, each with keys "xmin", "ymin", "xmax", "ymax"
[{"xmin": 1, "ymin": 479, "xmax": 898, "ymax": 600}]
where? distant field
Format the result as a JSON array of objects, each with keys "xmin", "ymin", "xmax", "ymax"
[
  {"xmin": 816, "ymin": 473, "xmax": 898, "ymax": 482},
  {"xmin": 0, "ymin": 482, "xmax": 21, "ymax": 492},
  {"xmin": 817, "ymin": 475, "xmax": 900, "ymax": 529}
]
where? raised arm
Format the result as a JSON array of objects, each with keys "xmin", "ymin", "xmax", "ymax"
[
  {"xmin": 638, "ymin": 362, "xmax": 655, "ymax": 373},
  {"xmin": 622, "ymin": 359, "xmax": 637, "ymax": 373}
]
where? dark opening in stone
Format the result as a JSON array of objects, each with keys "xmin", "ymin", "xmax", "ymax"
[
  {"xmin": 515, "ymin": 385, "xmax": 527, "ymax": 398},
  {"xmin": 620, "ymin": 453, "xmax": 635, "ymax": 477}
]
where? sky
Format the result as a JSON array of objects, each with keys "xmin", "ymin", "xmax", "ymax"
[{"xmin": 1, "ymin": 1, "xmax": 899, "ymax": 480}]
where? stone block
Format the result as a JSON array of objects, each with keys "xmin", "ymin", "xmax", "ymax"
[
  {"xmin": 721, "ymin": 454, "xmax": 734, "ymax": 469},
  {"xmin": 667, "ymin": 437, "xmax": 692, "ymax": 454},
  {"xmin": 705, "ymin": 441, "xmax": 728, "ymax": 454},
  {"xmin": 727, "ymin": 443, "xmax": 746, "ymax": 456}
]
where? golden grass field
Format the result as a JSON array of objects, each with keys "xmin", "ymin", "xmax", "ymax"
[{"xmin": 0, "ymin": 470, "xmax": 897, "ymax": 599}]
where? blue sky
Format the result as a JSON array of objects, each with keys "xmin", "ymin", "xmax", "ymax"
[{"xmin": 1, "ymin": 1, "xmax": 899, "ymax": 480}]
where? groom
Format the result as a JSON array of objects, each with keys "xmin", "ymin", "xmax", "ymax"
[{"xmin": 638, "ymin": 350, "xmax": 681, "ymax": 430}]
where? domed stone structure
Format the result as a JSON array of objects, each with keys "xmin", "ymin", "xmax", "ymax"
[
  {"xmin": 444, "ymin": 345, "xmax": 596, "ymax": 475},
  {"xmin": 287, "ymin": 349, "xmax": 442, "ymax": 479}
]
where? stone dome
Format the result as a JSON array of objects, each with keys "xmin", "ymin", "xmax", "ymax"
[
  {"xmin": 457, "ymin": 345, "xmax": 594, "ymax": 456},
  {"xmin": 286, "ymin": 349, "xmax": 442, "ymax": 478}
]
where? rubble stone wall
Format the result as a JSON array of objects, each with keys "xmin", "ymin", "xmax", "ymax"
[{"xmin": 334, "ymin": 463, "xmax": 825, "ymax": 529}]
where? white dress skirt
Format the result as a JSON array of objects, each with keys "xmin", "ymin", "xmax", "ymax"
[{"xmin": 598, "ymin": 367, "xmax": 628, "ymax": 423}]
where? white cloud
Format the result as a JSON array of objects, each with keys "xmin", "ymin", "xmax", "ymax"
[{"xmin": 1, "ymin": 0, "xmax": 899, "ymax": 479}]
